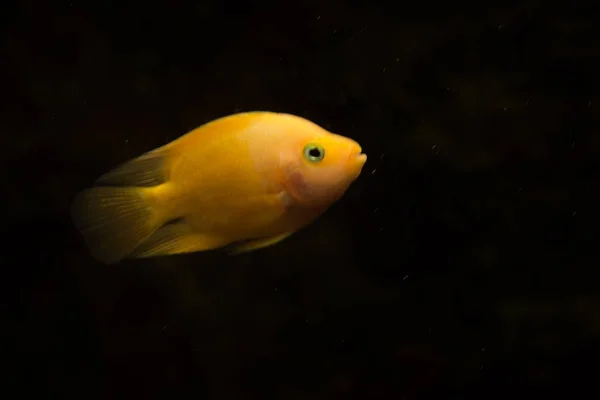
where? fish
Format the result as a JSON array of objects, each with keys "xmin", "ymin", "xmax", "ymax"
[{"xmin": 71, "ymin": 111, "xmax": 367, "ymax": 264}]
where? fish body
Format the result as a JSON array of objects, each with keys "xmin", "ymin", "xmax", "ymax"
[{"xmin": 71, "ymin": 111, "xmax": 367, "ymax": 264}]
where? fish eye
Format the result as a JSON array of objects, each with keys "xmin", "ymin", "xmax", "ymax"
[{"xmin": 303, "ymin": 144, "xmax": 325, "ymax": 162}]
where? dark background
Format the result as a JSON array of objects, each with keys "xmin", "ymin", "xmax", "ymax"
[{"xmin": 3, "ymin": 0, "xmax": 600, "ymax": 398}]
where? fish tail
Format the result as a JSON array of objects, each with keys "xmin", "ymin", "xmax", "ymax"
[{"xmin": 71, "ymin": 186, "xmax": 167, "ymax": 264}]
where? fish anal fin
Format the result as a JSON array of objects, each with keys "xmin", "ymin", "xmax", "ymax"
[
  {"xmin": 230, "ymin": 232, "xmax": 294, "ymax": 255},
  {"xmin": 130, "ymin": 222, "xmax": 227, "ymax": 259},
  {"xmin": 95, "ymin": 146, "xmax": 170, "ymax": 187}
]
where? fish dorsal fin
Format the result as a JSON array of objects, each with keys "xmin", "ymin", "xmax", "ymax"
[{"xmin": 95, "ymin": 146, "xmax": 170, "ymax": 187}]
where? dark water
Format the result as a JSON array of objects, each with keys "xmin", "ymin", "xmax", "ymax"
[{"xmin": 4, "ymin": 1, "xmax": 599, "ymax": 398}]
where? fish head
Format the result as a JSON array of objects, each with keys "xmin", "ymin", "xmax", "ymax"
[{"xmin": 278, "ymin": 121, "xmax": 367, "ymax": 207}]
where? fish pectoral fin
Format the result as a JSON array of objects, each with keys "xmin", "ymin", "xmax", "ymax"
[
  {"xmin": 130, "ymin": 222, "xmax": 227, "ymax": 259},
  {"xmin": 230, "ymin": 232, "xmax": 294, "ymax": 255}
]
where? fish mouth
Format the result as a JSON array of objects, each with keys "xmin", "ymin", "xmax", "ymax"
[
  {"xmin": 351, "ymin": 147, "xmax": 367, "ymax": 165},
  {"xmin": 355, "ymin": 153, "xmax": 367, "ymax": 163},
  {"xmin": 346, "ymin": 148, "xmax": 367, "ymax": 178},
  {"xmin": 348, "ymin": 143, "xmax": 367, "ymax": 163},
  {"xmin": 345, "ymin": 142, "xmax": 367, "ymax": 179}
]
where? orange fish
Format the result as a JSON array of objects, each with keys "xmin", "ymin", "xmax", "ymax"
[{"xmin": 71, "ymin": 111, "xmax": 367, "ymax": 264}]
